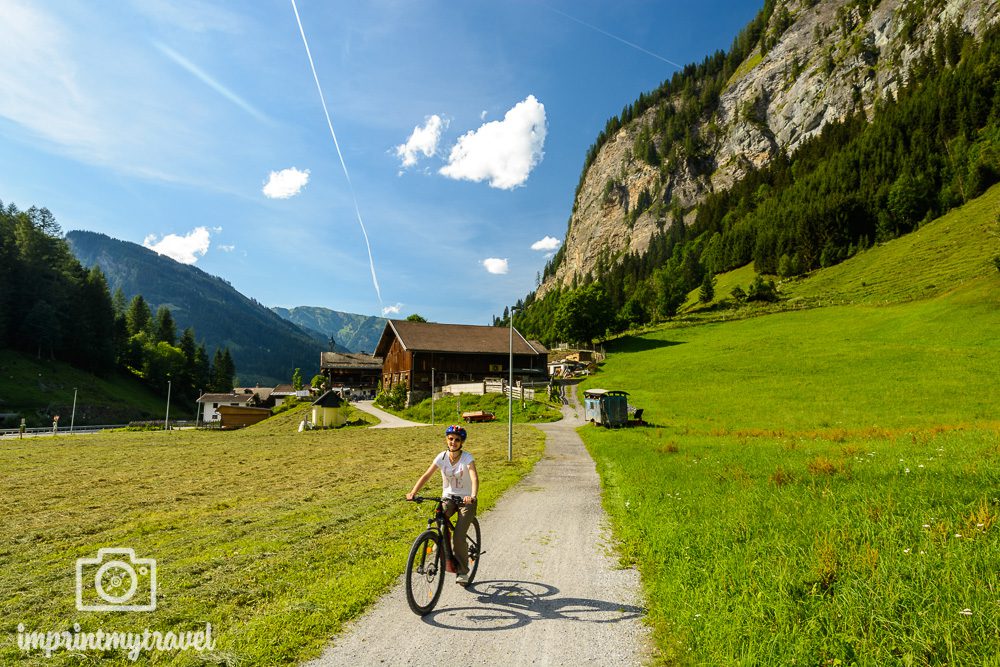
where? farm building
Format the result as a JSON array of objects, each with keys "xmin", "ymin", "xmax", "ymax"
[
  {"xmin": 216, "ymin": 405, "xmax": 272, "ymax": 429},
  {"xmin": 374, "ymin": 319, "xmax": 548, "ymax": 400},
  {"xmin": 319, "ymin": 352, "xmax": 383, "ymax": 399}
]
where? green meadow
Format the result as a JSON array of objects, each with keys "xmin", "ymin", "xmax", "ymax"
[
  {"xmin": 0, "ymin": 405, "xmax": 543, "ymax": 665},
  {"xmin": 580, "ymin": 189, "xmax": 1000, "ymax": 664}
]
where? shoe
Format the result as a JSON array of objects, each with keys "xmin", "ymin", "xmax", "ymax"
[{"xmin": 456, "ymin": 573, "xmax": 469, "ymax": 585}]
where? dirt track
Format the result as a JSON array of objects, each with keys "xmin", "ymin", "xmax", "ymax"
[{"xmin": 305, "ymin": 393, "xmax": 651, "ymax": 666}]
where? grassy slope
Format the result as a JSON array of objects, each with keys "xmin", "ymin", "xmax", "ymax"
[
  {"xmin": 0, "ymin": 350, "xmax": 185, "ymax": 426},
  {"xmin": 580, "ymin": 187, "xmax": 1000, "ymax": 664},
  {"xmin": 0, "ymin": 403, "xmax": 544, "ymax": 665},
  {"xmin": 397, "ymin": 392, "xmax": 562, "ymax": 424}
]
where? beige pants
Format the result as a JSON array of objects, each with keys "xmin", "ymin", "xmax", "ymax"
[{"xmin": 443, "ymin": 498, "xmax": 477, "ymax": 574}]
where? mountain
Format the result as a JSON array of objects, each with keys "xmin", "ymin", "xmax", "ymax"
[
  {"xmin": 270, "ymin": 306, "xmax": 386, "ymax": 355},
  {"xmin": 537, "ymin": 0, "xmax": 999, "ymax": 296},
  {"xmin": 66, "ymin": 231, "xmax": 325, "ymax": 386}
]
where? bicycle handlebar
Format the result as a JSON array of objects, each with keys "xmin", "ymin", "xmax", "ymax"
[{"xmin": 407, "ymin": 494, "xmax": 467, "ymax": 506}]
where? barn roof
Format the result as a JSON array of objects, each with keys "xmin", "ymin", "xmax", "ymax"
[
  {"xmin": 320, "ymin": 352, "xmax": 383, "ymax": 370},
  {"xmin": 373, "ymin": 320, "xmax": 545, "ymax": 357}
]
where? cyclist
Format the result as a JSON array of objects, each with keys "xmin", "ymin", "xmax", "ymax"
[{"xmin": 407, "ymin": 424, "xmax": 479, "ymax": 585}]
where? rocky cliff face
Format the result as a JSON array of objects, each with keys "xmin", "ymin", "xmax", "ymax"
[{"xmin": 538, "ymin": 0, "xmax": 998, "ymax": 297}]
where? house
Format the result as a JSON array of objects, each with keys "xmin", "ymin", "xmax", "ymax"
[
  {"xmin": 272, "ymin": 384, "xmax": 312, "ymax": 406},
  {"xmin": 196, "ymin": 391, "xmax": 263, "ymax": 423},
  {"xmin": 233, "ymin": 386, "xmax": 275, "ymax": 408},
  {"xmin": 311, "ymin": 390, "xmax": 346, "ymax": 427},
  {"xmin": 216, "ymin": 405, "xmax": 272, "ymax": 429},
  {"xmin": 373, "ymin": 319, "xmax": 548, "ymax": 401},
  {"xmin": 319, "ymin": 352, "xmax": 383, "ymax": 399}
]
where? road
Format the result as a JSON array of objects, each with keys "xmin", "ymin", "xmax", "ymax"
[{"xmin": 305, "ymin": 392, "xmax": 651, "ymax": 666}]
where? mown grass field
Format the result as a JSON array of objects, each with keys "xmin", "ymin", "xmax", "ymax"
[
  {"xmin": 580, "ymin": 188, "xmax": 1000, "ymax": 664},
  {"xmin": 0, "ymin": 404, "xmax": 543, "ymax": 665}
]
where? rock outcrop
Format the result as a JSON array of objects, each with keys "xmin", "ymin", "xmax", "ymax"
[{"xmin": 538, "ymin": 0, "xmax": 999, "ymax": 298}]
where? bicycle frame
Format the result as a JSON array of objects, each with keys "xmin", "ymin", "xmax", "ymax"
[{"xmin": 412, "ymin": 495, "xmax": 463, "ymax": 567}]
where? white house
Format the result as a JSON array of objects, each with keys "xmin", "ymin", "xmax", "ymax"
[{"xmin": 196, "ymin": 392, "xmax": 260, "ymax": 423}]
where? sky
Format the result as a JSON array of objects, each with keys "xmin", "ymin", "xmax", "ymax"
[{"xmin": 0, "ymin": 0, "xmax": 761, "ymax": 325}]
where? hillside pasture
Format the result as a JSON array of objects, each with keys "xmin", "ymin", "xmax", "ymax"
[
  {"xmin": 580, "ymin": 272, "xmax": 1000, "ymax": 663},
  {"xmin": 0, "ymin": 407, "xmax": 543, "ymax": 665}
]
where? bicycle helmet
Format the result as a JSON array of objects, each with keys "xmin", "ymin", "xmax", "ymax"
[{"xmin": 445, "ymin": 424, "xmax": 467, "ymax": 441}]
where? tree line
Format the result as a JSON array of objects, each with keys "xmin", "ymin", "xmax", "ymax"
[
  {"xmin": 0, "ymin": 203, "xmax": 235, "ymax": 402},
  {"xmin": 508, "ymin": 20, "xmax": 1000, "ymax": 346}
]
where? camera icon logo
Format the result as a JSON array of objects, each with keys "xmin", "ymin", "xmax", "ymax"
[{"xmin": 76, "ymin": 547, "xmax": 157, "ymax": 612}]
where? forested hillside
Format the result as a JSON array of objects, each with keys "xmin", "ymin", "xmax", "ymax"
[
  {"xmin": 0, "ymin": 203, "xmax": 235, "ymax": 421},
  {"xmin": 510, "ymin": 3, "xmax": 1000, "ymax": 345},
  {"xmin": 67, "ymin": 230, "xmax": 325, "ymax": 386}
]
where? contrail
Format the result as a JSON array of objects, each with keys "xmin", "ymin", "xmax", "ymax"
[
  {"xmin": 544, "ymin": 5, "xmax": 684, "ymax": 70},
  {"xmin": 289, "ymin": 0, "xmax": 384, "ymax": 308},
  {"xmin": 154, "ymin": 42, "xmax": 270, "ymax": 123}
]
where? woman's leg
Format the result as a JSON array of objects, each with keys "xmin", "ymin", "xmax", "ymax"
[{"xmin": 451, "ymin": 500, "xmax": 477, "ymax": 574}]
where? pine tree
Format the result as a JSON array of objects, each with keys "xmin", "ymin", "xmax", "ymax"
[
  {"xmin": 125, "ymin": 295, "xmax": 153, "ymax": 337},
  {"xmin": 154, "ymin": 306, "xmax": 176, "ymax": 345}
]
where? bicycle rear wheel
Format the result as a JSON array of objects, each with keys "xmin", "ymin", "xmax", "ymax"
[
  {"xmin": 405, "ymin": 530, "xmax": 444, "ymax": 615},
  {"xmin": 463, "ymin": 518, "xmax": 481, "ymax": 585}
]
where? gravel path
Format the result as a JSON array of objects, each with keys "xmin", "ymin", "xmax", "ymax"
[
  {"xmin": 305, "ymin": 392, "xmax": 651, "ymax": 666},
  {"xmin": 351, "ymin": 400, "xmax": 427, "ymax": 428}
]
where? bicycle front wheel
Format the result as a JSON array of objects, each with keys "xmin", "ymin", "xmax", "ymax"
[
  {"xmin": 463, "ymin": 518, "xmax": 481, "ymax": 585},
  {"xmin": 405, "ymin": 530, "xmax": 444, "ymax": 615}
]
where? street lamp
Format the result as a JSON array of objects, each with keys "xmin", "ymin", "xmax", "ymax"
[
  {"xmin": 508, "ymin": 306, "xmax": 519, "ymax": 462},
  {"xmin": 164, "ymin": 379, "xmax": 172, "ymax": 430}
]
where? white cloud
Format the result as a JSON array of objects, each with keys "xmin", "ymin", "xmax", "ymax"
[
  {"xmin": 382, "ymin": 303, "xmax": 403, "ymax": 316},
  {"xmin": 143, "ymin": 226, "xmax": 212, "ymax": 264},
  {"xmin": 396, "ymin": 115, "xmax": 447, "ymax": 168},
  {"xmin": 439, "ymin": 95, "xmax": 546, "ymax": 190},
  {"xmin": 480, "ymin": 110, "xmax": 488, "ymax": 120},
  {"xmin": 531, "ymin": 236, "xmax": 561, "ymax": 251},
  {"xmin": 218, "ymin": 244, "xmax": 235, "ymax": 252},
  {"xmin": 482, "ymin": 258, "xmax": 509, "ymax": 275},
  {"xmin": 263, "ymin": 167, "xmax": 310, "ymax": 199}
]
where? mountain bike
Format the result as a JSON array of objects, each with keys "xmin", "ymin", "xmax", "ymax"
[{"xmin": 404, "ymin": 495, "xmax": 482, "ymax": 615}]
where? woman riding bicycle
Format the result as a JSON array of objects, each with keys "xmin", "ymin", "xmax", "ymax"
[{"xmin": 406, "ymin": 424, "xmax": 479, "ymax": 585}]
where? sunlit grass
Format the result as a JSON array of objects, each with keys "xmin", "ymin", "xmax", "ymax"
[
  {"xmin": 0, "ymin": 405, "xmax": 543, "ymax": 665},
  {"xmin": 579, "ymin": 199, "xmax": 1000, "ymax": 663}
]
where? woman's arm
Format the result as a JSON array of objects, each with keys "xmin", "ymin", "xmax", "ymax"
[
  {"xmin": 407, "ymin": 462, "xmax": 439, "ymax": 500},
  {"xmin": 464, "ymin": 462, "xmax": 479, "ymax": 504}
]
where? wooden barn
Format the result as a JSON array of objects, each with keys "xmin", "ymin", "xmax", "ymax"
[
  {"xmin": 216, "ymin": 405, "xmax": 272, "ymax": 429},
  {"xmin": 374, "ymin": 319, "xmax": 548, "ymax": 396}
]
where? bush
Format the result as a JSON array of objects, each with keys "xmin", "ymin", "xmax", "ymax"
[
  {"xmin": 746, "ymin": 274, "xmax": 779, "ymax": 303},
  {"xmin": 374, "ymin": 382, "xmax": 407, "ymax": 411}
]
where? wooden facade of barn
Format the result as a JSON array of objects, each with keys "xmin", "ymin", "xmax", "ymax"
[{"xmin": 374, "ymin": 319, "xmax": 548, "ymax": 394}]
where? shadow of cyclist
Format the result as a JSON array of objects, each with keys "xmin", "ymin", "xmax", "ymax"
[{"xmin": 419, "ymin": 579, "xmax": 645, "ymax": 631}]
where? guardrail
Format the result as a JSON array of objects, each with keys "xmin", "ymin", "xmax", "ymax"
[{"xmin": 0, "ymin": 424, "xmax": 128, "ymax": 438}]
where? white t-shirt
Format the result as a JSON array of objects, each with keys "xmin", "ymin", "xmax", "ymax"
[{"xmin": 433, "ymin": 450, "xmax": 475, "ymax": 498}]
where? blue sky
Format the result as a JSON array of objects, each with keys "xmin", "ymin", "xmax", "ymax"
[{"xmin": 1, "ymin": 0, "xmax": 760, "ymax": 325}]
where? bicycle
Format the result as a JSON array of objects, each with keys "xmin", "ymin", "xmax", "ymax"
[{"xmin": 404, "ymin": 495, "xmax": 482, "ymax": 615}]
